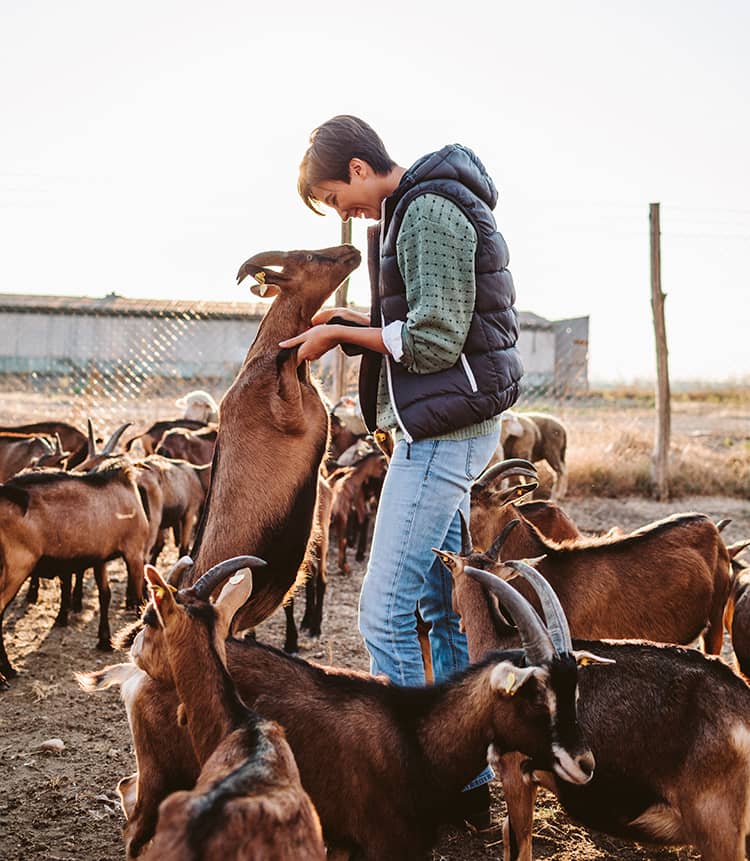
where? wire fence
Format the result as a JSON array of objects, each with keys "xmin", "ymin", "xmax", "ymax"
[{"xmin": 0, "ymin": 294, "xmax": 589, "ymax": 435}]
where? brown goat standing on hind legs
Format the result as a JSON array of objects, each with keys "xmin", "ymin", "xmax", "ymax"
[
  {"xmin": 136, "ymin": 560, "xmax": 325, "ymax": 861},
  {"xmin": 179, "ymin": 245, "xmax": 361, "ymax": 629}
]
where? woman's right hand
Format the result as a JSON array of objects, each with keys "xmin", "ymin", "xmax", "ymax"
[{"xmin": 311, "ymin": 307, "xmax": 369, "ymax": 326}]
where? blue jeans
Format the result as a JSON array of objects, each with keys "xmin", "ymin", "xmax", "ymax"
[{"xmin": 359, "ymin": 430, "xmax": 500, "ymax": 786}]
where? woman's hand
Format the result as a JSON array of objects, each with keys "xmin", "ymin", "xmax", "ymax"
[
  {"xmin": 311, "ymin": 307, "xmax": 369, "ymax": 326},
  {"xmin": 279, "ymin": 325, "xmax": 342, "ymax": 364}
]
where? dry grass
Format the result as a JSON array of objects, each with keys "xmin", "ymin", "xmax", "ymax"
[{"xmin": 562, "ymin": 400, "xmax": 750, "ymax": 499}]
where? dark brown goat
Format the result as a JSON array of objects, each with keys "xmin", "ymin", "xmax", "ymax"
[
  {"xmin": 123, "ymin": 419, "xmax": 210, "ymax": 456},
  {"xmin": 0, "ymin": 421, "xmax": 87, "ymax": 468},
  {"xmin": 155, "ymin": 426, "xmax": 217, "ymax": 465},
  {"xmin": 180, "ymin": 245, "xmax": 361, "ymax": 632},
  {"xmin": 467, "ymin": 460, "xmax": 731, "ymax": 653},
  {"xmin": 0, "ymin": 464, "xmax": 149, "ymax": 685},
  {"xmin": 87, "ymin": 556, "xmax": 599, "ymax": 860},
  {"xmin": 448, "ymin": 562, "xmax": 750, "ymax": 861},
  {"xmin": 136, "ymin": 559, "xmax": 325, "ymax": 861},
  {"xmin": 327, "ymin": 450, "xmax": 387, "ymax": 575}
]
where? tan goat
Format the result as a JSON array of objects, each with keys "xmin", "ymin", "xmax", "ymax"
[
  {"xmin": 0, "ymin": 463, "xmax": 149, "ymax": 685},
  {"xmin": 468, "ymin": 460, "xmax": 731, "ymax": 653}
]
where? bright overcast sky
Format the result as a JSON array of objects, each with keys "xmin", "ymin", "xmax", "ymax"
[{"xmin": 2, "ymin": 0, "xmax": 748, "ymax": 383}]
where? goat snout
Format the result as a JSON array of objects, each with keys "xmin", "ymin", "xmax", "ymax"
[{"xmin": 552, "ymin": 744, "xmax": 595, "ymax": 785}]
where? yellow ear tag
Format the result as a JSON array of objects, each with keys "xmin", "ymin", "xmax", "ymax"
[
  {"xmin": 255, "ymin": 270, "xmax": 266, "ymax": 284},
  {"xmin": 579, "ymin": 656, "xmax": 591, "ymax": 667},
  {"xmin": 504, "ymin": 672, "xmax": 516, "ymax": 694}
]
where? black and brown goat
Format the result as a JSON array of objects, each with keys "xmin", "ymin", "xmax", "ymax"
[
  {"xmin": 180, "ymin": 245, "xmax": 361, "ymax": 632},
  {"xmin": 133, "ymin": 558, "xmax": 325, "ymax": 861},
  {"xmin": 468, "ymin": 460, "xmax": 732, "ymax": 653},
  {"xmin": 88, "ymin": 556, "xmax": 601, "ymax": 860},
  {"xmin": 0, "ymin": 463, "xmax": 149, "ymax": 685},
  {"xmin": 448, "ymin": 560, "xmax": 750, "ymax": 861}
]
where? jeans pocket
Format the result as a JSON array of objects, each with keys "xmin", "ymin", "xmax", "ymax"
[{"xmin": 465, "ymin": 431, "xmax": 501, "ymax": 481}]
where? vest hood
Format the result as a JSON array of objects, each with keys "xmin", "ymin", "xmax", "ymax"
[{"xmin": 396, "ymin": 144, "xmax": 499, "ymax": 212}]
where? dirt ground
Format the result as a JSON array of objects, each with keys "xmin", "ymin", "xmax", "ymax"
[{"xmin": 2, "ymin": 492, "xmax": 749, "ymax": 861}]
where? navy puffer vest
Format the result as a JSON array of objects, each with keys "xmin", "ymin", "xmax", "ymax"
[{"xmin": 359, "ymin": 144, "xmax": 523, "ymax": 441}]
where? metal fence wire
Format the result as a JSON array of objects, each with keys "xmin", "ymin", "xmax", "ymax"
[{"xmin": 0, "ymin": 293, "xmax": 588, "ymax": 431}]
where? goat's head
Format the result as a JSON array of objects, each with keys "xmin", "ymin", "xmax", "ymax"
[
  {"xmin": 73, "ymin": 419, "xmax": 132, "ymax": 472},
  {"xmin": 132, "ymin": 555, "xmax": 265, "ymax": 682},
  {"xmin": 465, "ymin": 561, "xmax": 612, "ymax": 786},
  {"xmin": 469, "ymin": 458, "xmax": 540, "ymax": 551},
  {"xmin": 236, "ymin": 245, "xmax": 361, "ymax": 308}
]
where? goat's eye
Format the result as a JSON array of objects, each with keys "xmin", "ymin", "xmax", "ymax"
[{"xmin": 306, "ymin": 254, "xmax": 313, "ymax": 262}]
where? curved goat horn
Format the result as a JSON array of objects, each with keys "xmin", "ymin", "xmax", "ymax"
[
  {"xmin": 465, "ymin": 565, "xmax": 555, "ymax": 665},
  {"xmin": 166, "ymin": 555, "xmax": 194, "ymax": 587},
  {"xmin": 86, "ymin": 418, "xmax": 97, "ymax": 458},
  {"xmin": 474, "ymin": 458, "xmax": 537, "ymax": 489},
  {"xmin": 458, "ymin": 510, "xmax": 473, "ymax": 555},
  {"xmin": 486, "ymin": 519, "xmax": 521, "ymax": 561},
  {"xmin": 236, "ymin": 250, "xmax": 289, "ymax": 285},
  {"xmin": 102, "ymin": 422, "xmax": 132, "ymax": 455},
  {"xmin": 191, "ymin": 555, "xmax": 268, "ymax": 600},
  {"xmin": 504, "ymin": 559, "xmax": 573, "ymax": 656}
]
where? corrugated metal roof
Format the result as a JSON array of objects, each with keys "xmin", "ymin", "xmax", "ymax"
[
  {"xmin": 0, "ymin": 292, "xmax": 267, "ymax": 320},
  {"xmin": 0, "ymin": 293, "xmax": 561, "ymax": 329}
]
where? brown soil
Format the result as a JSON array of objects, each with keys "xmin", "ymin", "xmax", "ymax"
[{"xmin": 2, "ymin": 495, "xmax": 749, "ymax": 861}]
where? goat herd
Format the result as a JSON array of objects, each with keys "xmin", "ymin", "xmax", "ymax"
[{"xmin": 2, "ymin": 244, "xmax": 750, "ymax": 861}]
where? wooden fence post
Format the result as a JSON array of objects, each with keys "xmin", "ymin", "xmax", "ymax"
[
  {"xmin": 332, "ymin": 218, "xmax": 353, "ymax": 401},
  {"xmin": 650, "ymin": 202, "xmax": 671, "ymax": 500}
]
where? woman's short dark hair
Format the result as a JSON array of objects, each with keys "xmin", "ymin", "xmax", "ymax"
[{"xmin": 298, "ymin": 115, "xmax": 396, "ymax": 214}]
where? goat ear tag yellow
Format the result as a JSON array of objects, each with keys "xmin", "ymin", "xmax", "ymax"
[
  {"xmin": 255, "ymin": 270, "xmax": 266, "ymax": 284},
  {"xmin": 504, "ymin": 672, "xmax": 516, "ymax": 693}
]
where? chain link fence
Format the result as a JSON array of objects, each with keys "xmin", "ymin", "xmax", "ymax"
[{"xmin": 0, "ymin": 294, "xmax": 588, "ymax": 435}]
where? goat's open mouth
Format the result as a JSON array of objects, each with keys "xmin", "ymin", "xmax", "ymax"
[{"xmin": 552, "ymin": 750, "xmax": 594, "ymax": 785}]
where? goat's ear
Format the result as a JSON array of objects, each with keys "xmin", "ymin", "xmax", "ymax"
[
  {"xmin": 144, "ymin": 564, "xmax": 176, "ymax": 618},
  {"xmin": 573, "ymin": 650, "xmax": 616, "ymax": 667},
  {"xmin": 432, "ymin": 548, "xmax": 461, "ymax": 574},
  {"xmin": 490, "ymin": 661, "xmax": 544, "ymax": 696},
  {"xmin": 237, "ymin": 263, "xmax": 287, "ymax": 297},
  {"xmin": 214, "ymin": 568, "xmax": 254, "ymax": 636},
  {"xmin": 116, "ymin": 773, "xmax": 138, "ymax": 821},
  {"xmin": 498, "ymin": 481, "xmax": 539, "ymax": 507}
]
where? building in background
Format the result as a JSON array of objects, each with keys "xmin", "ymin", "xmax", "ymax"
[{"xmin": 0, "ymin": 293, "xmax": 588, "ymax": 399}]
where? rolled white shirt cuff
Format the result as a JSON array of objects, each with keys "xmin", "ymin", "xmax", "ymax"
[{"xmin": 381, "ymin": 320, "xmax": 405, "ymax": 362}]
